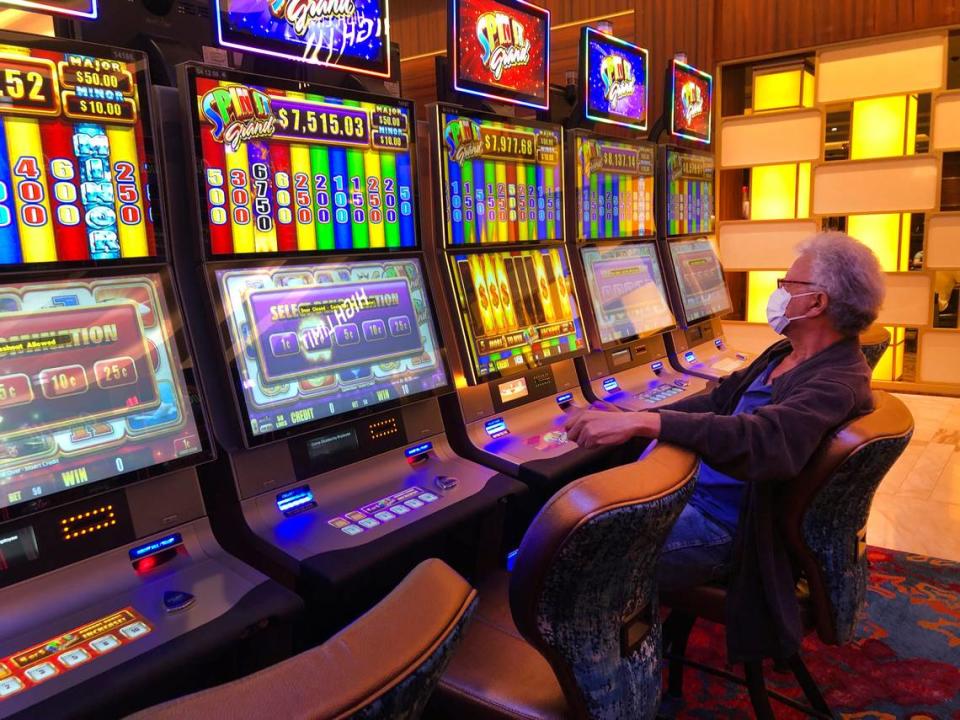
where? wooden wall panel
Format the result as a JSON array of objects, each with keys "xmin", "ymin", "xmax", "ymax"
[{"xmin": 716, "ymin": 0, "xmax": 960, "ymax": 62}]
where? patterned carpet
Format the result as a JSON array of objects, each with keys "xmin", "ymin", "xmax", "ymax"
[{"xmin": 670, "ymin": 548, "xmax": 960, "ymax": 719}]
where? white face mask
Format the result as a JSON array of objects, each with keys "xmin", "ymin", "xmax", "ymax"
[{"xmin": 766, "ymin": 287, "xmax": 819, "ymax": 335}]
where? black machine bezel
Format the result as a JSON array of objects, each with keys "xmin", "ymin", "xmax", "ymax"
[
  {"xmin": 575, "ymin": 239, "xmax": 678, "ymax": 351},
  {"xmin": 662, "ymin": 236, "xmax": 733, "ymax": 328},
  {"xmin": 448, "ymin": 0, "xmax": 550, "ymax": 111},
  {"xmin": 444, "ymin": 243, "xmax": 589, "ymax": 386},
  {"xmin": 178, "ymin": 61, "xmax": 422, "ymax": 262},
  {"xmin": 0, "ymin": 265, "xmax": 214, "ymax": 525},
  {"xmin": 204, "ymin": 252, "xmax": 454, "ymax": 449},
  {"xmin": 432, "ymin": 102, "xmax": 567, "ymax": 249},
  {"xmin": 578, "ymin": 26, "xmax": 650, "ymax": 133},
  {"xmin": 566, "ymin": 128, "xmax": 657, "ymax": 244},
  {"xmin": 0, "ymin": 29, "xmax": 170, "ymax": 272},
  {"xmin": 211, "ymin": 0, "xmax": 392, "ymax": 78}
]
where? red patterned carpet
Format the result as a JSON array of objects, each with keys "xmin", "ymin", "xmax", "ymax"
[{"xmin": 669, "ymin": 548, "xmax": 960, "ymax": 719}]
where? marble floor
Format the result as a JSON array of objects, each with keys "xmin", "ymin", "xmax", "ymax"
[{"xmin": 866, "ymin": 393, "xmax": 960, "ymax": 562}]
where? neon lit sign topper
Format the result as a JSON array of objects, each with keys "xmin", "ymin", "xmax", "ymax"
[
  {"xmin": 213, "ymin": 0, "xmax": 391, "ymax": 77},
  {"xmin": 581, "ymin": 27, "xmax": 648, "ymax": 132},
  {"xmin": 0, "ymin": 0, "xmax": 98, "ymax": 19},
  {"xmin": 670, "ymin": 58, "xmax": 713, "ymax": 144},
  {"xmin": 451, "ymin": 0, "xmax": 550, "ymax": 110}
]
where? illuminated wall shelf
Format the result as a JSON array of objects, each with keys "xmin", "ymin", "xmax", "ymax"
[
  {"xmin": 717, "ymin": 27, "xmax": 958, "ymax": 389},
  {"xmin": 720, "ymin": 110, "xmax": 822, "ymax": 168},
  {"xmin": 932, "ymin": 93, "xmax": 960, "ymax": 151}
]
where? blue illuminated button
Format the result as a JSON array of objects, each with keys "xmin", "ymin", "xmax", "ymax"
[
  {"xmin": 163, "ymin": 590, "xmax": 196, "ymax": 614},
  {"xmin": 358, "ymin": 518, "xmax": 380, "ymax": 529},
  {"xmin": 388, "ymin": 315, "xmax": 412, "ymax": 336},
  {"xmin": 0, "ymin": 677, "xmax": 23, "ymax": 697},
  {"xmin": 374, "ymin": 511, "xmax": 396, "ymax": 522},
  {"xmin": 390, "ymin": 505, "xmax": 411, "ymax": 516},
  {"xmin": 334, "ymin": 323, "xmax": 360, "ymax": 346},
  {"xmin": 362, "ymin": 319, "xmax": 387, "ymax": 342},
  {"xmin": 90, "ymin": 635, "xmax": 120, "ymax": 654},
  {"xmin": 120, "ymin": 622, "xmax": 150, "ymax": 640},
  {"xmin": 419, "ymin": 492, "xmax": 439, "ymax": 503},
  {"xmin": 58, "ymin": 648, "xmax": 91, "ymax": 667},
  {"xmin": 341, "ymin": 525, "xmax": 363, "ymax": 535},
  {"xmin": 404, "ymin": 499, "xmax": 425, "ymax": 509},
  {"xmin": 25, "ymin": 663, "xmax": 57, "ymax": 683}
]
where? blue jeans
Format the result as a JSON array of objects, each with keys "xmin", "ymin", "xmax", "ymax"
[{"xmin": 657, "ymin": 502, "xmax": 735, "ymax": 592}]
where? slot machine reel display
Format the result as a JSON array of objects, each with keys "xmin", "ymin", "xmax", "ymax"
[
  {"xmin": 430, "ymin": 103, "xmax": 634, "ymax": 499},
  {"xmin": 172, "ymin": 63, "xmax": 519, "ymax": 626},
  {"xmin": 0, "ymin": 33, "xmax": 301, "ymax": 720}
]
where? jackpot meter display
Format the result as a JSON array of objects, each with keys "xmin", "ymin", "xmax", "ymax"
[
  {"xmin": 213, "ymin": 257, "xmax": 448, "ymax": 443},
  {"xmin": 183, "ymin": 64, "xmax": 417, "ymax": 256},
  {"xmin": 448, "ymin": 247, "xmax": 586, "ymax": 381},
  {"xmin": 213, "ymin": 0, "xmax": 390, "ymax": 76},
  {"xmin": 573, "ymin": 135, "xmax": 655, "ymax": 241},
  {"xmin": 0, "ymin": 34, "xmax": 160, "ymax": 264},
  {"xmin": 580, "ymin": 243, "xmax": 674, "ymax": 346},
  {"xmin": 0, "ymin": 274, "xmax": 203, "ymax": 516},
  {"xmin": 436, "ymin": 107, "xmax": 563, "ymax": 246},
  {"xmin": 663, "ymin": 149, "xmax": 714, "ymax": 237},
  {"xmin": 668, "ymin": 238, "xmax": 732, "ymax": 324}
]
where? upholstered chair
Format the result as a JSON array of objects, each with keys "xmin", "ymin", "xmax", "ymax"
[
  {"xmin": 859, "ymin": 324, "xmax": 891, "ymax": 370},
  {"xmin": 426, "ymin": 442, "xmax": 699, "ymax": 719},
  {"xmin": 127, "ymin": 559, "xmax": 477, "ymax": 720},
  {"xmin": 662, "ymin": 390, "xmax": 913, "ymax": 719}
]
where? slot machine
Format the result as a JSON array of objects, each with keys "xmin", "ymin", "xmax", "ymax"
[
  {"xmin": 170, "ymin": 59, "xmax": 522, "ymax": 635},
  {"xmin": 566, "ymin": 27, "xmax": 708, "ymax": 411},
  {"xmin": 425, "ymin": 0, "xmax": 641, "ymax": 504},
  {"xmin": 658, "ymin": 57, "xmax": 753, "ymax": 380},
  {"xmin": 0, "ymin": 30, "xmax": 301, "ymax": 719}
]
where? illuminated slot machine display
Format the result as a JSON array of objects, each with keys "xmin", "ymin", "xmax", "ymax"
[
  {"xmin": 0, "ymin": 0, "xmax": 97, "ymax": 18},
  {"xmin": 0, "ymin": 31, "xmax": 301, "ymax": 719},
  {"xmin": 171, "ymin": 63, "xmax": 520, "ymax": 630},
  {"xmin": 564, "ymin": 27, "xmax": 707, "ymax": 410},
  {"xmin": 658, "ymin": 58, "xmax": 752, "ymax": 379}
]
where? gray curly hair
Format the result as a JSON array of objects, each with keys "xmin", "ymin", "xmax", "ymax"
[{"xmin": 797, "ymin": 232, "xmax": 886, "ymax": 336}]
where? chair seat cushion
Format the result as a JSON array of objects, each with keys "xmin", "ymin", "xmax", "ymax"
[{"xmin": 428, "ymin": 570, "xmax": 569, "ymax": 720}]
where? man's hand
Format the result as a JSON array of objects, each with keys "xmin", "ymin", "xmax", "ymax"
[{"xmin": 563, "ymin": 409, "xmax": 661, "ymax": 448}]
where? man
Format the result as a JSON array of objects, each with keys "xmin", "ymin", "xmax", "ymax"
[{"xmin": 564, "ymin": 232, "xmax": 885, "ymax": 661}]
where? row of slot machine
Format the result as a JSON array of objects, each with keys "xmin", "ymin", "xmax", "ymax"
[{"xmin": 0, "ymin": 0, "xmax": 751, "ymax": 717}]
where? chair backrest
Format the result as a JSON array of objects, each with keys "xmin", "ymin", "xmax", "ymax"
[
  {"xmin": 509, "ymin": 442, "xmax": 698, "ymax": 719},
  {"xmin": 780, "ymin": 390, "xmax": 913, "ymax": 646},
  {"xmin": 127, "ymin": 559, "xmax": 477, "ymax": 720},
  {"xmin": 859, "ymin": 324, "xmax": 891, "ymax": 370}
]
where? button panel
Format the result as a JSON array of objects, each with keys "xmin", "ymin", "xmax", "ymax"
[
  {"xmin": 636, "ymin": 383, "xmax": 685, "ymax": 404},
  {"xmin": 327, "ymin": 483, "xmax": 446, "ymax": 537}
]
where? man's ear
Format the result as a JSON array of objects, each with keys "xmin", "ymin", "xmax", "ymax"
[{"xmin": 807, "ymin": 290, "xmax": 829, "ymax": 318}]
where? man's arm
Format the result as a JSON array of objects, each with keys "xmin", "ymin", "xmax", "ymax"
[
  {"xmin": 657, "ymin": 379, "xmax": 858, "ymax": 483},
  {"xmin": 655, "ymin": 363, "xmax": 753, "ymax": 415}
]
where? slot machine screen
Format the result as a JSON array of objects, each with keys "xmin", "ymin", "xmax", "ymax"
[
  {"xmin": 573, "ymin": 134, "xmax": 654, "ymax": 241},
  {"xmin": 183, "ymin": 64, "xmax": 417, "ymax": 257},
  {"xmin": 212, "ymin": 0, "xmax": 390, "ymax": 76},
  {"xmin": 0, "ymin": 273, "xmax": 205, "ymax": 518},
  {"xmin": 670, "ymin": 58, "xmax": 712, "ymax": 144},
  {"xmin": 580, "ymin": 27, "xmax": 648, "ymax": 131},
  {"xmin": 0, "ymin": 0, "xmax": 97, "ymax": 18},
  {"xmin": 580, "ymin": 243, "xmax": 674, "ymax": 345},
  {"xmin": 0, "ymin": 33, "xmax": 161, "ymax": 265},
  {"xmin": 213, "ymin": 257, "xmax": 449, "ymax": 444},
  {"xmin": 451, "ymin": 0, "xmax": 549, "ymax": 110},
  {"xmin": 668, "ymin": 238, "xmax": 732, "ymax": 324},
  {"xmin": 436, "ymin": 107, "xmax": 563, "ymax": 246},
  {"xmin": 663, "ymin": 148, "xmax": 714, "ymax": 237},
  {"xmin": 448, "ymin": 246, "xmax": 586, "ymax": 382}
]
